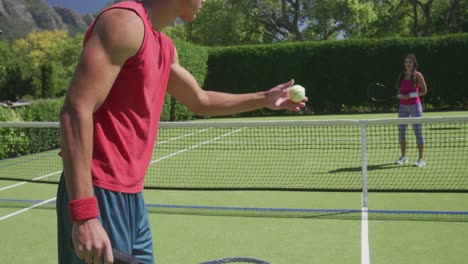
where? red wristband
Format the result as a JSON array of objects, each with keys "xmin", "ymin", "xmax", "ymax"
[{"xmin": 68, "ymin": 196, "xmax": 99, "ymax": 222}]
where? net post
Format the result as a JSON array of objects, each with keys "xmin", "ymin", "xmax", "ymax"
[{"xmin": 360, "ymin": 120, "xmax": 368, "ymax": 208}]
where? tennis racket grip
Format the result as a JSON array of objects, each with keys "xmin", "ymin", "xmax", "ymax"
[
  {"xmin": 69, "ymin": 239, "xmax": 139, "ymax": 264},
  {"xmin": 112, "ymin": 248, "xmax": 139, "ymax": 264}
]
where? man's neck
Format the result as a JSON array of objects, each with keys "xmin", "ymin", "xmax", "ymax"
[{"xmin": 142, "ymin": 0, "xmax": 179, "ymax": 32}]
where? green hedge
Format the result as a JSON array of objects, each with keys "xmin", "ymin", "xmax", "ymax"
[
  {"xmin": 0, "ymin": 99, "xmax": 63, "ymax": 159},
  {"xmin": 15, "ymin": 99, "xmax": 63, "ymax": 155},
  {"xmin": 15, "ymin": 99, "xmax": 63, "ymax": 121},
  {"xmin": 0, "ymin": 107, "xmax": 30, "ymax": 159},
  {"xmin": 204, "ymin": 34, "xmax": 468, "ymax": 115}
]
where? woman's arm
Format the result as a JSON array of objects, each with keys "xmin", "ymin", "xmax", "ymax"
[{"xmin": 416, "ymin": 72, "xmax": 428, "ymax": 96}]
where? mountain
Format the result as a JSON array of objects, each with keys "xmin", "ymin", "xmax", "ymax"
[
  {"xmin": 0, "ymin": 0, "xmax": 98, "ymax": 40},
  {"xmin": 46, "ymin": 0, "xmax": 109, "ymax": 15}
]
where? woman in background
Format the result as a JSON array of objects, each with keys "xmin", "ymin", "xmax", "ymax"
[{"xmin": 395, "ymin": 53, "xmax": 428, "ymax": 167}]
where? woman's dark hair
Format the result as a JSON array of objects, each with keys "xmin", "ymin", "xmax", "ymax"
[{"xmin": 396, "ymin": 53, "xmax": 418, "ymax": 88}]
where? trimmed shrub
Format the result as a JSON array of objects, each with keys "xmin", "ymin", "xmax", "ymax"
[
  {"xmin": 0, "ymin": 107, "xmax": 29, "ymax": 159},
  {"xmin": 15, "ymin": 98, "xmax": 63, "ymax": 122},
  {"xmin": 2, "ymin": 99, "xmax": 64, "ymax": 159}
]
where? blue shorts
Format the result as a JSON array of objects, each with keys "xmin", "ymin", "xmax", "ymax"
[
  {"xmin": 398, "ymin": 104, "xmax": 424, "ymax": 145},
  {"xmin": 56, "ymin": 174, "xmax": 154, "ymax": 263}
]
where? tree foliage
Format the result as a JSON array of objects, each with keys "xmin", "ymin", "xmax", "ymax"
[
  {"xmin": 304, "ymin": 0, "xmax": 379, "ymax": 39},
  {"xmin": 0, "ymin": 30, "xmax": 82, "ymax": 100},
  {"xmin": 186, "ymin": 0, "xmax": 266, "ymax": 46},
  {"xmin": 13, "ymin": 30, "xmax": 69, "ymax": 67},
  {"xmin": 167, "ymin": 0, "xmax": 467, "ymax": 46}
]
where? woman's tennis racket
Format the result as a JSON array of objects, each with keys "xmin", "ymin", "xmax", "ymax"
[
  {"xmin": 367, "ymin": 82, "xmax": 397, "ymax": 102},
  {"xmin": 199, "ymin": 257, "xmax": 271, "ymax": 264}
]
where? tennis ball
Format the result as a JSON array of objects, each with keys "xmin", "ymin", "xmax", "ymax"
[{"xmin": 289, "ymin": 85, "xmax": 306, "ymax": 102}]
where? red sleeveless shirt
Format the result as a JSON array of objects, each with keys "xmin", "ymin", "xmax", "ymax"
[{"xmin": 85, "ymin": 1, "xmax": 174, "ymax": 193}]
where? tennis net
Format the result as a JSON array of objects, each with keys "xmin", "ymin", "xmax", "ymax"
[{"xmin": 0, "ymin": 116, "xmax": 467, "ymax": 192}]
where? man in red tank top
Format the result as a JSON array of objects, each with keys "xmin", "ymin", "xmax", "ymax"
[{"xmin": 57, "ymin": 1, "xmax": 307, "ymax": 263}]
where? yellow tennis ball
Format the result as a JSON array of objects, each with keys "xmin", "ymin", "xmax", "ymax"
[{"xmin": 289, "ymin": 85, "xmax": 305, "ymax": 102}]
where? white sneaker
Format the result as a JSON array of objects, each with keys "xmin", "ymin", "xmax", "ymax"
[
  {"xmin": 414, "ymin": 159, "xmax": 426, "ymax": 167},
  {"xmin": 395, "ymin": 156, "xmax": 408, "ymax": 165},
  {"xmin": 395, "ymin": 157, "xmax": 408, "ymax": 165}
]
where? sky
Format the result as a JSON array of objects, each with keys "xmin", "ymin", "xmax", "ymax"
[{"xmin": 46, "ymin": 0, "xmax": 108, "ymax": 14}]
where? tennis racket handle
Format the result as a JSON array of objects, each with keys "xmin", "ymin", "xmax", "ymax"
[
  {"xmin": 112, "ymin": 248, "xmax": 139, "ymax": 264},
  {"xmin": 69, "ymin": 239, "xmax": 139, "ymax": 264}
]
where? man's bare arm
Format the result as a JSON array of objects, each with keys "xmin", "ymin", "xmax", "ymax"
[{"xmin": 167, "ymin": 48, "xmax": 306, "ymax": 116}]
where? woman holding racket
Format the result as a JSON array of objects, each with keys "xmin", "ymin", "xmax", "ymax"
[{"xmin": 395, "ymin": 53, "xmax": 428, "ymax": 167}]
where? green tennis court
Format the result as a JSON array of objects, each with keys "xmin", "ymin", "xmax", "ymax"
[{"xmin": 1, "ymin": 112, "xmax": 467, "ymax": 263}]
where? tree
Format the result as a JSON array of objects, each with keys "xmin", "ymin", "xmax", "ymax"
[
  {"xmin": 407, "ymin": 0, "xmax": 435, "ymax": 36},
  {"xmin": 54, "ymin": 33, "xmax": 83, "ymax": 96},
  {"xmin": 252, "ymin": 0, "xmax": 312, "ymax": 41},
  {"xmin": 166, "ymin": 0, "xmax": 465, "ymax": 46},
  {"xmin": 302, "ymin": 0, "xmax": 340, "ymax": 40},
  {"xmin": 163, "ymin": 23, "xmax": 187, "ymax": 42},
  {"xmin": 10, "ymin": 30, "xmax": 81, "ymax": 98},
  {"xmin": 179, "ymin": 0, "xmax": 317, "ymax": 44},
  {"xmin": 370, "ymin": 0, "xmax": 413, "ymax": 37},
  {"xmin": 340, "ymin": 0, "xmax": 379, "ymax": 38},
  {"xmin": 399, "ymin": 0, "xmax": 468, "ymax": 37},
  {"xmin": 0, "ymin": 42, "xmax": 11, "ymax": 93},
  {"xmin": 40, "ymin": 62, "xmax": 56, "ymax": 98},
  {"xmin": 11, "ymin": 30, "xmax": 67, "ymax": 98},
  {"xmin": 432, "ymin": 0, "xmax": 467, "ymax": 34},
  {"xmin": 1, "ymin": 57, "xmax": 34, "ymax": 101},
  {"xmin": 306, "ymin": 0, "xmax": 378, "ymax": 39},
  {"xmin": 13, "ymin": 30, "xmax": 69, "ymax": 67},
  {"xmin": 183, "ymin": 0, "xmax": 266, "ymax": 46}
]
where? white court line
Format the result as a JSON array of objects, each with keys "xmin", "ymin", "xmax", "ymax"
[
  {"xmin": 361, "ymin": 206, "xmax": 370, "ymax": 264},
  {"xmin": 32, "ymin": 170, "xmax": 62, "ymax": 181},
  {"xmin": 0, "ymin": 197, "xmax": 56, "ymax": 221},
  {"xmin": 0, "ymin": 181, "xmax": 28, "ymax": 191},
  {"xmin": 156, "ymin": 128, "xmax": 212, "ymax": 145},
  {"xmin": 150, "ymin": 127, "xmax": 245, "ymax": 164},
  {"xmin": 0, "ymin": 170, "xmax": 62, "ymax": 192}
]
